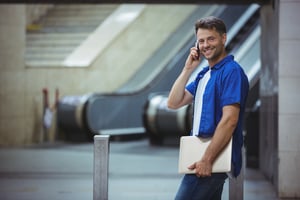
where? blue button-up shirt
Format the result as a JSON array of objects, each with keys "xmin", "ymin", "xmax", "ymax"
[{"xmin": 186, "ymin": 55, "xmax": 249, "ymax": 177}]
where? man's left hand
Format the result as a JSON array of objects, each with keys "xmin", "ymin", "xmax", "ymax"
[{"xmin": 188, "ymin": 160, "xmax": 213, "ymax": 177}]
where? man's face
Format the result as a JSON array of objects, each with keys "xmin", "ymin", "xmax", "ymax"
[{"xmin": 196, "ymin": 28, "xmax": 226, "ymax": 64}]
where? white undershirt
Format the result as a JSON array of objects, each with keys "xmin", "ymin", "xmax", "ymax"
[{"xmin": 192, "ymin": 69, "xmax": 211, "ymax": 136}]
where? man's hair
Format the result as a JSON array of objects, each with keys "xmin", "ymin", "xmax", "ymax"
[{"xmin": 195, "ymin": 16, "xmax": 227, "ymax": 35}]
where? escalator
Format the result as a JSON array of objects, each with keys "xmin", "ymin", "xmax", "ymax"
[{"xmin": 57, "ymin": 4, "xmax": 260, "ymax": 143}]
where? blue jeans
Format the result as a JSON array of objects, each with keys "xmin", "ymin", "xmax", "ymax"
[{"xmin": 175, "ymin": 173, "xmax": 228, "ymax": 200}]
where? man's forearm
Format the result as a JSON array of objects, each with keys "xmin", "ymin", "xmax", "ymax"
[
  {"xmin": 202, "ymin": 105, "xmax": 239, "ymax": 165},
  {"xmin": 167, "ymin": 68, "xmax": 193, "ymax": 109}
]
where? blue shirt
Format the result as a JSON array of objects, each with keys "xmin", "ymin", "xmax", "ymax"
[{"xmin": 186, "ymin": 55, "xmax": 249, "ymax": 177}]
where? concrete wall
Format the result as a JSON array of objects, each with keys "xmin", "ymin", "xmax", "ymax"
[
  {"xmin": 277, "ymin": 0, "xmax": 300, "ymax": 197},
  {"xmin": 0, "ymin": 5, "xmax": 29, "ymax": 146},
  {"xmin": 260, "ymin": 0, "xmax": 300, "ymax": 198},
  {"xmin": 0, "ymin": 4, "xmax": 196, "ymax": 146},
  {"xmin": 259, "ymin": 0, "xmax": 279, "ymax": 190},
  {"xmin": 85, "ymin": 5, "xmax": 197, "ymax": 94}
]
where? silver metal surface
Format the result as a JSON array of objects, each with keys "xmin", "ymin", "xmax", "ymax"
[{"xmin": 93, "ymin": 135, "xmax": 110, "ymax": 200}]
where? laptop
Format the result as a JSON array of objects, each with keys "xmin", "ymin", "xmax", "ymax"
[{"xmin": 178, "ymin": 136, "xmax": 232, "ymax": 174}]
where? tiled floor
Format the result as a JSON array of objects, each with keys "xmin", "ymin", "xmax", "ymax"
[{"xmin": 0, "ymin": 139, "xmax": 278, "ymax": 200}]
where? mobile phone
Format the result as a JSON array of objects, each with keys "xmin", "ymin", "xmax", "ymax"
[{"xmin": 195, "ymin": 40, "xmax": 201, "ymax": 59}]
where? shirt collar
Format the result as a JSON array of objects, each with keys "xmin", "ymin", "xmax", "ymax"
[
  {"xmin": 211, "ymin": 55, "xmax": 234, "ymax": 70},
  {"xmin": 195, "ymin": 55, "xmax": 234, "ymax": 83}
]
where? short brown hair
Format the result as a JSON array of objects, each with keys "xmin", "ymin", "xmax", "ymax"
[{"xmin": 195, "ymin": 16, "xmax": 227, "ymax": 35}]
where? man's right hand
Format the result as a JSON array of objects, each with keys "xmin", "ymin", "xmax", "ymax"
[{"xmin": 184, "ymin": 46, "xmax": 202, "ymax": 71}]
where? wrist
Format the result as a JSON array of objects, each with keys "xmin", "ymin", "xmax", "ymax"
[
  {"xmin": 182, "ymin": 66, "xmax": 194, "ymax": 75},
  {"xmin": 201, "ymin": 150, "xmax": 215, "ymax": 165}
]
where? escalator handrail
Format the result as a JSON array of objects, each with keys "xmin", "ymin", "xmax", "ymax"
[
  {"xmin": 234, "ymin": 26, "xmax": 261, "ymax": 88},
  {"xmin": 226, "ymin": 4, "xmax": 260, "ymax": 46}
]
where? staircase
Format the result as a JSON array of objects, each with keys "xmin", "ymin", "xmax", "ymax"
[{"xmin": 26, "ymin": 4, "xmax": 119, "ymax": 67}]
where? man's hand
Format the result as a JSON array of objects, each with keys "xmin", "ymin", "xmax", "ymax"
[
  {"xmin": 184, "ymin": 46, "xmax": 201, "ymax": 71},
  {"xmin": 188, "ymin": 159, "xmax": 213, "ymax": 177}
]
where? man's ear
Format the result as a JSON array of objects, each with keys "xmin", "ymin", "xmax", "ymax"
[{"xmin": 222, "ymin": 33, "xmax": 227, "ymax": 45}]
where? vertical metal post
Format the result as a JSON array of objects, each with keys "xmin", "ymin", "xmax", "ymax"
[
  {"xmin": 93, "ymin": 135, "xmax": 110, "ymax": 200},
  {"xmin": 229, "ymin": 146, "xmax": 245, "ymax": 200}
]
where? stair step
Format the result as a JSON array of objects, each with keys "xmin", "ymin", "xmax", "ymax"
[
  {"xmin": 54, "ymin": 4, "xmax": 118, "ymax": 10},
  {"xmin": 26, "ymin": 60, "xmax": 64, "ymax": 67},
  {"xmin": 49, "ymin": 9, "xmax": 116, "ymax": 17},
  {"xmin": 26, "ymin": 39, "xmax": 82, "ymax": 47},
  {"xmin": 26, "ymin": 53, "xmax": 67, "ymax": 61},
  {"xmin": 26, "ymin": 4, "xmax": 120, "ymax": 67},
  {"xmin": 26, "ymin": 46, "xmax": 74, "ymax": 54},
  {"xmin": 30, "ymin": 26, "xmax": 97, "ymax": 33},
  {"xmin": 27, "ymin": 33, "xmax": 88, "ymax": 41},
  {"xmin": 42, "ymin": 20, "xmax": 104, "ymax": 27},
  {"xmin": 44, "ymin": 15, "xmax": 107, "ymax": 21}
]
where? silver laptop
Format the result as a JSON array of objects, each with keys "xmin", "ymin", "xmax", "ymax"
[{"xmin": 178, "ymin": 136, "xmax": 232, "ymax": 174}]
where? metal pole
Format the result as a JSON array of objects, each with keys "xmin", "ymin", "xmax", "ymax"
[
  {"xmin": 229, "ymin": 146, "xmax": 245, "ymax": 200},
  {"xmin": 93, "ymin": 135, "xmax": 110, "ymax": 200}
]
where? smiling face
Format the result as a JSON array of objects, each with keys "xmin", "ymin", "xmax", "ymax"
[{"xmin": 196, "ymin": 27, "xmax": 227, "ymax": 67}]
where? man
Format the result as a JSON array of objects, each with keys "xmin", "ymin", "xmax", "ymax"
[{"xmin": 167, "ymin": 16, "xmax": 249, "ymax": 199}]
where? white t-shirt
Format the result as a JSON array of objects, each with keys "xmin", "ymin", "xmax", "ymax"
[{"xmin": 192, "ymin": 69, "xmax": 211, "ymax": 136}]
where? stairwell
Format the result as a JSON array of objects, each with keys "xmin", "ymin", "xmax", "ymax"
[{"xmin": 26, "ymin": 4, "xmax": 119, "ymax": 67}]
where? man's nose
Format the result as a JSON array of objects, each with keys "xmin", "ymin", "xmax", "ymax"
[{"xmin": 203, "ymin": 40, "xmax": 209, "ymax": 47}]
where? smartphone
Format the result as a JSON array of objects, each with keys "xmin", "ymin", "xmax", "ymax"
[{"xmin": 195, "ymin": 40, "xmax": 201, "ymax": 60}]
